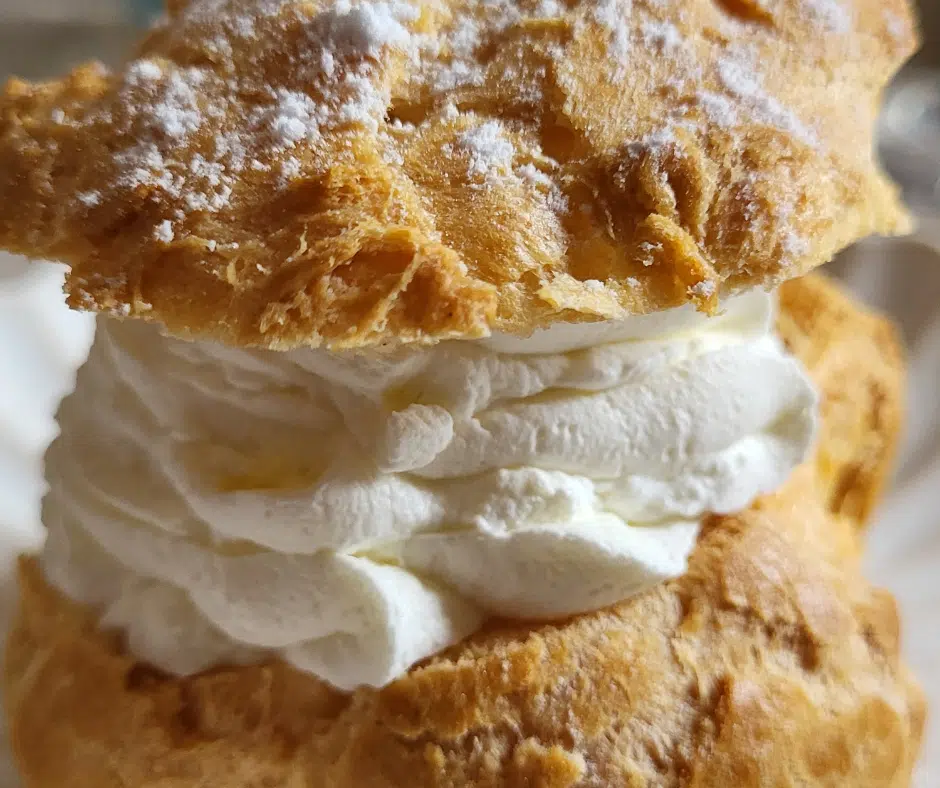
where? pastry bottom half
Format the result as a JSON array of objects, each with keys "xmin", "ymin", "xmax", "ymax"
[{"xmin": 3, "ymin": 275, "xmax": 926, "ymax": 787}]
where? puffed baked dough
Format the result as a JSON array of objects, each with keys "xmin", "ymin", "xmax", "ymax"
[
  {"xmin": 0, "ymin": 0, "xmax": 919, "ymax": 349},
  {"xmin": 4, "ymin": 274, "xmax": 925, "ymax": 787}
]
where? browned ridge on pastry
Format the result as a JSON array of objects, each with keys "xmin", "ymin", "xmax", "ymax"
[
  {"xmin": 0, "ymin": 0, "xmax": 918, "ymax": 349},
  {"xmin": 4, "ymin": 274, "xmax": 925, "ymax": 787}
]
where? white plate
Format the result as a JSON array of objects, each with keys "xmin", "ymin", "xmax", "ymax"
[{"xmin": 0, "ymin": 242, "xmax": 937, "ymax": 787}]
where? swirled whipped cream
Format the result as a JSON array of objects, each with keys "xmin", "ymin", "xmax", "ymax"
[{"xmin": 41, "ymin": 290, "xmax": 817, "ymax": 690}]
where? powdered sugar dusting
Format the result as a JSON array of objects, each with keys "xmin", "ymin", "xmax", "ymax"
[
  {"xmin": 76, "ymin": 191, "xmax": 101, "ymax": 207},
  {"xmin": 591, "ymin": 0, "xmax": 633, "ymax": 67},
  {"xmin": 51, "ymin": 0, "xmax": 836, "ymax": 267},
  {"xmin": 322, "ymin": 0, "xmax": 418, "ymax": 56},
  {"xmin": 426, "ymin": 0, "xmax": 570, "ymax": 94},
  {"xmin": 717, "ymin": 53, "xmax": 817, "ymax": 145},
  {"xmin": 535, "ymin": 0, "xmax": 565, "ymax": 17},
  {"xmin": 517, "ymin": 163, "xmax": 554, "ymax": 190},
  {"xmin": 688, "ymin": 280, "xmax": 715, "ymax": 298},
  {"xmin": 628, "ymin": 127, "xmax": 676, "ymax": 157},
  {"xmin": 157, "ymin": 73, "xmax": 205, "ymax": 139},
  {"xmin": 176, "ymin": 0, "xmax": 293, "ymax": 38},
  {"xmin": 782, "ymin": 230, "xmax": 810, "ymax": 258},
  {"xmin": 267, "ymin": 90, "xmax": 325, "ymax": 146},
  {"xmin": 154, "ymin": 220, "xmax": 175, "ymax": 243},
  {"xmin": 126, "ymin": 59, "xmax": 163, "ymax": 85},
  {"xmin": 802, "ymin": 0, "xmax": 852, "ymax": 34},
  {"xmin": 280, "ymin": 156, "xmax": 303, "ymax": 185},
  {"xmin": 733, "ymin": 172, "xmax": 809, "ymax": 264},
  {"xmin": 97, "ymin": 60, "xmax": 245, "ymax": 219},
  {"xmin": 695, "ymin": 91, "xmax": 739, "ymax": 129},
  {"xmin": 883, "ymin": 10, "xmax": 908, "ymax": 44},
  {"xmin": 641, "ymin": 20, "xmax": 681, "ymax": 53},
  {"xmin": 517, "ymin": 161, "xmax": 569, "ymax": 213},
  {"xmin": 607, "ymin": 18, "xmax": 818, "ymax": 151},
  {"xmin": 124, "ymin": 61, "xmax": 206, "ymax": 141},
  {"xmin": 81, "ymin": 0, "xmax": 426, "ymax": 240},
  {"xmin": 452, "ymin": 121, "xmax": 516, "ymax": 181}
]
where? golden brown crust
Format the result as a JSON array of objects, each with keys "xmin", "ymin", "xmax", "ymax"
[
  {"xmin": 3, "ymin": 275, "xmax": 925, "ymax": 787},
  {"xmin": 0, "ymin": 0, "xmax": 918, "ymax": 348},
  {"xmin": 778, "ymin": 275, "xmax": 906, "ymax": 527}
]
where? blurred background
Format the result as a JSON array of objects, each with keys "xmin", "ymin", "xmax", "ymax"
[{"xmin": 0, "ymin": 1, "xmax": 937, "ymax": 787}]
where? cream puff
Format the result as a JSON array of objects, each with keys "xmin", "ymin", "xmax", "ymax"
[{"xmin": 0, "ymin": 0, "xmax": 924, "ymax": 785}]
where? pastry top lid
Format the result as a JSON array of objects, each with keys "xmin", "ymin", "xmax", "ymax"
[{"xmin": 0, "ymin": 0, "xmax": 917, "ymax": 349}]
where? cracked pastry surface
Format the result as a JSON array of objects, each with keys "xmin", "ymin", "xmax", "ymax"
[
  {"xmin": 3, "ymin": 275, "xmax": 926, "ymax": 787},
  {"xmin": 0, "ymin": 0, "xmax": 918, "ymax": 349}
]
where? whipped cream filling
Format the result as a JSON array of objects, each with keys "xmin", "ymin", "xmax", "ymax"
[{"xmin": 41, "ymin": 290, "xmax": 818, "ymax": 690}]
